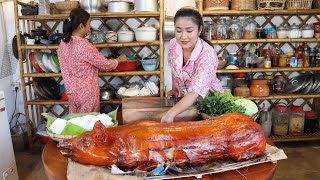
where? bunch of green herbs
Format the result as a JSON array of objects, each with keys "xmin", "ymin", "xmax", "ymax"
[{"xmin": 197, "ymin": 91, "xmax": 246, "ymax": 117}]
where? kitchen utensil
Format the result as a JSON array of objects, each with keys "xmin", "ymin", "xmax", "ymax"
[
  {"xmin": 80, "ymin": 0, "xmax": 101, "ymax": 13},
  {"xmin": 285, "ymin": 74, "xmax": 308, "ymax": 93},
  {"xmin": 12, "ymin": 33, "xmax": 26, "ymax": 61},
  {"xmin": 104, "ymin": 0, "xmax": 131, "ymax": 12},
  {"xmin": 90, "ymin": 29, "xmax": 105, "ymax": 44},
  {"xmin": 38, "ymin": 77, "xmax": 61, "ymax": 100},
  {"xmin": 31, "ymin": 26, "xmax": 48, "ymax": 44},
  {"xmin": 32, "ymin": 78, "xmax": 49, "ymax": 99},
  {"xmin": 112, "ymin": 59, "xmax": 137, "ymax": 72},
  {"xmin": 105, "ymin": 31, "xmax": 117, "ymax": 43},
  {"xmin": 134, "ymin": 25, "xmax": 157, "ymax": 41},
  {"xmin": 49, "ymin": 30, "xmax": 65, "ymax": 44},
  {"xmin": 35, "ymin": 51, "xmax": 50, "ymax": 72},
  {"xmin": 117, "ymin": 30, "xmax": 134, "ymax": 42},
  {"xmin": 29, "ymin": 52, "xmax": 44, "ymax": 73},
  {"xmin": 134, "ymin": 0, "xmax": 158, "ymax": 11},
  {"xmin": 140, "ymin": 57, "xmax": 159, "ymax": 71},
  {"xmin": 163, "ymin": 17, "xmax": 174, "ymax": 40}
]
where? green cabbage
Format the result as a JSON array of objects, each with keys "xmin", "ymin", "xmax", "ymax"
[{"xmin": 234, "ymin": 99, "xmax": 258, "ymax": 116}]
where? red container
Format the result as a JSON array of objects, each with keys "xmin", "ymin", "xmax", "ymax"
[
  {"xmin": 313, "ymin": 22, "xmax": 320, "ymax": 38},
  {"xmin": 112, "ymin": 60, "xmax": 137, "ymax": 72}
]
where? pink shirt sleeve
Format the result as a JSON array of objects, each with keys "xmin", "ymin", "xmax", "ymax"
[
  {"xmin": 188, "ymin": 49, "xmax": 223, "ymax": 98},
  {"xmin": 82, "ymin": 42, "xmax": 118, "ymax": 71}
]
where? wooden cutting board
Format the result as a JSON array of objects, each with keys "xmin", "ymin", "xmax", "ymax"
[{"xmin": 122, "ymin": 97, "xmax": 200, "ymax": 124}]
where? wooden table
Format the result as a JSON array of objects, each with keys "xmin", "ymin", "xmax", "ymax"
[{"xmin": 42, "ymin": 138, "xmax": 276, "ymax": 180}]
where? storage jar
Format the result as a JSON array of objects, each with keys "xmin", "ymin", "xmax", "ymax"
[
  {"xmin": 234, "ymin": 84, "xmax": 250, "ymax": 97},
  {"xmin": 250, "ymin": 79, "xmax": 270, "ymax": 97},
  {"xmin": 213, "ymin": 18, "xmax": 227, "ymax": 40},
  {"xmin": 276, "ymin": 25, "xmax": 289, "ymax": 38},
  {"xmin": 233, "ymin": 73, "xmax": 247, "ymax": 88},
  {"xmin": 218, "ymin": 73, "xmax": 233, "ymax": 90},
  {"xmin": 264, "ymin": 75, "xmax": 274, "ymax": 93},
  {"xmin": 228, "ymin": 18, "xmax": 242, "ymax": 39},
  {"xmin": 278, "ymin": 55, "xmax": 287, "ymax": 67},
  {"xmin": 243, "ymin": 18, "xmax": 257, "ymax": 39},
  {"xmin": 274, "ymin": 75, "xmax": 286, "ymax": 93},
  {"xmin": 313, "ymin": 22, "xmax": 320, "ymax": 38},
  {"xmin": 304, "ymin": 111, "xmax": 318, "ymax": 133},
  {"xmin": 289, "ymin": 106, "xmax": 305, "ymax": 135},
  {"xmin": 301, "ymin": 24, "xmax": 314, "ymax": 38},
  {"xmin": 288, "ymin": 23, "xmax": 302, "ymax": 38},
  {"xmin": 272, "ymin": 104, "xmax": 289, "ymax": 136},
  {"xmin": 204, "ymin": 21, "xmax": 214, "ymax": 40}
]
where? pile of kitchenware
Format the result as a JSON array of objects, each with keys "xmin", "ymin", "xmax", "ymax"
[
  {"xmin": 102, "ymin": 0, "xmax": 158, "ymax": 12},
  {"xmin": 116, "ymin": 81, "xmax": 159, "ymax": 99},
  {"xmin": 32, "ymin": 77, "xmax": 61, "ymax": 100},
  {"xmin": 29, "ymin": 52, "xmax": 60, "ymax": 73},
  {"xmin": 286, "ymin": 73, "xmax": 320, "ymax": 94},
  {"xmin": 24, "ymin": 27, "xmax": 65, "ymax": 45}
]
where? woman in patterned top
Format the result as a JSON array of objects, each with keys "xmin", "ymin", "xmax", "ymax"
[
  {"xmin": 161, "ymin": 7, "xmax": 223, "ymax": 123},
  {"xmin": 58, "ymin": 8, "xmax": 127, "ymax": 113}
]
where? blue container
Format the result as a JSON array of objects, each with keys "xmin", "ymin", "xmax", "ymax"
[{"xmin": 140, "ymin": 57, "xmax": 159, "ymax": 71}]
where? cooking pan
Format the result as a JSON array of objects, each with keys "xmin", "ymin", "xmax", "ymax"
[
  {"xmin": 38, "ymin": 77, "xmax": 61, "ymax": 100},
  {"xmin": 12, "ymin": 33, "xmax": 26, "ymax": 61},
  {"xmin": 32, "ymin": 78, "xmax": 49, "ymax": 99}
]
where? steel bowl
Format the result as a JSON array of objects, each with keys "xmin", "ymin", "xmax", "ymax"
[{"xmin": 80, "ymin": 0, "xmax": 102, "ymax": 13}]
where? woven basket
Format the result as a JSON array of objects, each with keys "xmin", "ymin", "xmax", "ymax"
[
  {"xmin": 55, "ymin": 0, "xmax": 79, "ymax": 14},
  {"xmin": 313, "ymin": 0, "xmax": 320, "ymax": 8},
  {"xmin": 231, "ymin": 0, "xmax": 256, "ymax": 10},
  {"xmin": 47, "ymin": 121, "xmax": 118, "ymax": 142},
  {"xmin": 204, "ymin": 0, "xmax": 229, "ymax": 10},
  {"xmin": 257, "ymin": 0, "xmax": 286, "ymax": 10},
  {"xmin": 287, "ymin": 0, "xmax": 312, "ymax": 9}
]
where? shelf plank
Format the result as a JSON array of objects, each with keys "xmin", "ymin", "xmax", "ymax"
[
  {"xmin": 247, "ymin": 93, "xmax": 320, "ymax": 100},
  {"xmin": 211, "ymin": 38, "xmax": 320, "ymax": 44},
  {"xmin": 27, "ymin": 99, "xmax": 122, "ymax": 105},
  {"xmin": 217, "ymin": 67, "xmax": 320, "ymax": 73},
  {"xmin": 23, "ymin": 70, "xmax": 161, "ymax": 77},
  {"xmin": 270, "ymin": 130, "xmax": 320, "ymax": 142},
  {"xmin": 203, "ymin": 9, "xmax": 320, "ymax": 16},
  {"xmin": 18, "ymin": 12, "xmax": 160, "ymax": 20},
  {"xmin": 21, "ymin": 41, "xmax": 160, "ymax": 49}
]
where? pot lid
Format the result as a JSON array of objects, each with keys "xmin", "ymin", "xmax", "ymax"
[
  {"xmin": 302, "ymin": 24, "xmax": 313, "ymax": 31},
  {"xmin": 285, "ymin": 74, "xmax": 308, "ymax": 93},
  {"xmin": 136, "ymin": 25, "xmax": 157, "ymax": 32},
  {"xmin": 117, "ymin": 30, "xmax": 134, "ymax": 34}
]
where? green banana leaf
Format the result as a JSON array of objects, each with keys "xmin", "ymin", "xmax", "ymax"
[{"xmin": 42, "ymin": 107, "xmax": 118, "ymax": 135}]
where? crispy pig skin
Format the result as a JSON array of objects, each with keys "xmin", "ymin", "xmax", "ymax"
[{"xmin": 58, "ymin": 113, "xmax": 266, "ymax": 171}]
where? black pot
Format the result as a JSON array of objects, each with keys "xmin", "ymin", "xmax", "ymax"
[
  {"xmin": 49, "ymin": 30, "xmax": 65, "ymax": 44},
  {"xmin": 31, "ymin": 27, "xmax": 48, "ymax": 44}
]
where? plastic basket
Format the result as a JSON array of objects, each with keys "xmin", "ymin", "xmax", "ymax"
[
  {"xmin": 287, "ymin": 0, "xmax": 312, "ymax": 9},
  {"xmin": 231, "ymin": 0, "xmax": 256, "ymax": 10},
  {"xmin": 112, "ymin": 59, "xmax": 137, "ymax": 72},
  {"xmin": 140, "ymin": 58, "xmax": 159, "ymax": 71},
  {"xmin": 257, "ymin": 0, "xmax": 286, "ymax": 10}
]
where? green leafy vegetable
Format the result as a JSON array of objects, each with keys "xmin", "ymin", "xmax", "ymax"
[
  {"xmin": 234, "ymin": 99, "xmax": 258, "ymax": 116},
  {"xmin": 197, "ymin": 91, "xmax": 246, "ymax": 117}
]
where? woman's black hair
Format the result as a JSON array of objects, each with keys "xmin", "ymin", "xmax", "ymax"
[
  {"xmin": 62, "ymin": 8, "xmax": 90, "ymax": 43},
  {"xmin": 173, "ymin": 7, "xmax": 213, "ymax": 46}
]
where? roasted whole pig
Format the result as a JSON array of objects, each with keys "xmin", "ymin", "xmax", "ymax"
[{"xmin": 59, "ymin": 113, "xmax": 266, "ymax": 171}]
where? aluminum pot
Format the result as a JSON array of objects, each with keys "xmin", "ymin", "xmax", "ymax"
[
  {"xmin": 134, "ymin": 26, "xmax": 157, "ymax": 41},
  {"xmin": 134, "ymin": 0, "xmax": 158, "ymax": 12},
  {"xmin": 107, "ymin": 1, "xmax": 130, "ymax": 12},
  {"xmin": 80, "ymin": 0, "xmax": 101, "ymax": 13},
  {"xmin": 163, "ymin": 17, "xmax": 174, "ymax": 40},
  {"xmin": 117, "ymin": 30, "xmax": 134, "ymax": 42}
]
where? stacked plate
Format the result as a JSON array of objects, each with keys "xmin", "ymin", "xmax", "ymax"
[
  {"xmin": 33, "ymin": 77, "xmax": 61, "ymax": 100},
  {"xmin": 286, "ymin": 73, "xmax": 320, "ymax": 94},
  {"xmin": 29, "ymin": 52, "xmax": 60, "ymax": 73}
]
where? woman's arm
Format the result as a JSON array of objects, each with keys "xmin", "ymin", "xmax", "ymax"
[
  {"xmin": 166, "ymin": 76, "xmax": 177, "ymax": 97},
  {"xmin": 161, "ymin": 92, "xmax": 199, "ymax": 123}
]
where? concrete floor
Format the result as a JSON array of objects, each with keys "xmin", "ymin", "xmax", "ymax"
[{"xmin": 14, "ymin": 140, "xmax": 320, "ymax": 180}]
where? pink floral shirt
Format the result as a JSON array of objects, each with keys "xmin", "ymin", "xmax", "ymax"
[
  {"xmin": 58, "ymin": 36, "xmax": 118, "ymax": 113},
  {"xmin": 168, "ymin": 38, "xmax": 223, "ymax": 98}
]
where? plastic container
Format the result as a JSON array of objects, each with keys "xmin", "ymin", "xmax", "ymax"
[
  {"xmin": 277, "ymin": 25, "xmax": 289, "ymax": 38},
  {"xmin": 289, "ymin": 106, "xmax": 305, "ymax": 135},
  {"xmin": 234, "ymin": 84, "xmax": 250, "ymax": 97},
  {"xmin": 140, "ymin": 58, "xmax": 159, "ymax": 71},
  {"xmin": 259, "ymin": 108, "xmax": 272, "ymax": 137},
  {"xmin": 233, "ymin": 73, "xmax": 247, "ymax": 88},
  {"xmin": 112, "ymin": 59, "xmax": 137, "ymax": 72},
  {"xmin": 301, "ymin": 24, "xmax": 314, "ymax": 38},
  {"xmin": 218, "ymin": 73, "xmax": 233, "ymax": 90},
  {"xmin": 304, "ymin": 111, "xmax": 318, "ymax": 133},
  {"xmin": 272, "ymin": 104, "xmax": 289, "ymax": 136}
]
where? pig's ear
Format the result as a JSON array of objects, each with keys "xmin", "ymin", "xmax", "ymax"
[{"xmin": 92, "ymin": 121, "xmax": 109, "ymax": 146}]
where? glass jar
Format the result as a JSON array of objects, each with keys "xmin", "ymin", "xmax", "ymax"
[
  {"xmin": 228, "ymin": 18, "xmax": 242, "ymax": 39},
  {"xmin": 272, "ymin": 104, "xmax": 289, "ymax": 136},
  {"xmin": 304, "ymin": 111, "xmax": 318, "ymax": 133},
  {"xmin": 301, "ymin": 24, "xmax": 314, "ymax": 38},
  {"xmin": 204, "ymin": 21, "xmax": 214, "ymax": 40},
  {"xmin": 243, "ymin": 18, "xmax": 257, "ymax": 39},
  {"xmin": 234, "ymin": 84, "xmax": 250, "ymax": 97},
  {"xmin": 278, "ymin": 55, "xmax": 287, "ymax": 67},
  {"xmin": 213, "ymin": 18, "xmax": 227, "ymax": 40},
  {"xmin": 264, "ymin": 75, "xmax": 274, "ymax": 93},
  {"xmin": 250, "ymin": 79, "xmax": 270, "ymax": 97},
  {"xmin": 256, "ymin": 27, "xmax": 266, "ymax": 38},
  {"xmin": 288, "ymin": 23, "xmax": 302, "ymax": 38},
  {"xmin": 237, "ymin": 54, "xmax": 245, "ymax": 67},
  {"xmin": 303, "ymin": 48, "xmax": 310, "ymax": 67},
  {"xmin": 228, "ymin": 52, "xmax": 237, "ymax": 65},
  {"xmin": 233, "ymin": 73, "xmax": 247, "ymax": 88},
  {"xmin": 266, "ymin": 28, "xmax": 277, "ymax": 39},
  {"xmin": 276, "ymin": 25, "xmax": 289, "ymax": 38},
  {"xmin": 256, "ymin": 56, "xmax": 265, "ymax": 68},
  {"xmin": 264, "ymin": 55, "xmax": 271, "ymax": 68},
  {"xmin": 218, "ymin": 73, "xmax": 232, "ymax": 90},
  {"xmin": 289, "ymin": 106, "xmax": 305, "ymax": 135},
  {"xmin": 274, "ymin": 75, "xmax": 286, "ymax": 93}
]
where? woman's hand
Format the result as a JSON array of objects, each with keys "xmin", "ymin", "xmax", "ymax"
[
  {"xmin": 116, "ymin": 54, "xmax": 128, "ymax": 63},
  {"xmin": 166, "ymin": 89, "xmax": 176, "ymax": 98},
  {"xmin": 161, "ymin": 112, "xmax": 175, "ymax": 123}
]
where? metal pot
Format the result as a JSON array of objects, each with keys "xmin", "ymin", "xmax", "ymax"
[
  {"xmin": 31, "ymin": 27, "xmax": 48, "ymax": 44},
  {"xmin": 80, "ymin": 0, "xmax": 102, "ymax": 13},
  {"xmin": 49, "ymin": 30, "xmax": 65, "ymax": 44},
  {"xmin": 107, "ymin": 1, "xmax": 130, "ymax": 12},
  {"xmin": 134, "ymin": 0, "xmax": 158, "ymax": 12},
  {"xmin": 134, "ymin": 25, "xmax": 157, "ymax": 41},
  {"xmin": 163, "ymin": 17, "xmax": 174, "ymax": 41},
  {"xmin": 100, "ymin": 87, "xmax": 115, "ymax": 100}
]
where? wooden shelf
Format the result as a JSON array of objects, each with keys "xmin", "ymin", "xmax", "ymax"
[
  {"xmin": 23, "ymin": 70, "xmax": 161, "ymax": 77},
  {"xmin": 18, "ymin": 11, "xmax": 160, "ymax": 20},
  {"xmin": 27, "ymin": 99, "xmax": 122, "ymax": 105},
  {"xmin": 211, "ymin": 38, "xmax": 320, "ymax": 44},
  {"xmin": 203, "ymin": 9, "xmax": 320, "ymax": 16},
  {"xmin": 270, "ymin": 130, "xmax": 320, "ymax": 142},
  {"xmin": 247, "ymin": 93, "xmax": 320, "ymax": 100},
  {"xmin": 217, "ymin": 67, "xmax": 320, "ymax": 73},
  {"xmin": 21, "ymin": 41, "xmax": 161, "ymax": 49}
]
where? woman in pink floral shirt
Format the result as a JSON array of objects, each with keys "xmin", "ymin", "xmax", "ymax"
[
  {"xmin": 58, "ymin": 8, "xmax": 127, "ymax": 113},
  {"xmin": 161, "ymin": 7, "xmax": 223, "ymax": 123}
]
